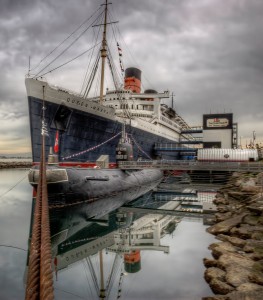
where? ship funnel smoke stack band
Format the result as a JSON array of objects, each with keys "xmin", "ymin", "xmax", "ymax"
[
  {"xmin": 124, "ymin": 250, "xmax": 141, "ymax": 273},
  {"xmin": 124, "ymin": 67, "xmax": 141, "ymax": 93}
]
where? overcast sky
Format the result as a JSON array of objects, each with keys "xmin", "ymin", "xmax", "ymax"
[{"xmin": 1, "ymin": 0, "xmax": 263, "ymax": 154}]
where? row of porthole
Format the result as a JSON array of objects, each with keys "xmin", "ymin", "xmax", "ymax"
[
  {"xmin": 136, "ymin": 119, "xmax": 175, "ymax": 137},
  {"xmin": 141, "ymin": 123, "xmax": 168, "ymax": 137},
  {"xmin": 67, "ymin": 97, "xmax": 110, "ymax": 114}
]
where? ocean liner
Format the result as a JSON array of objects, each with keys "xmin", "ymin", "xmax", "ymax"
[{"xmin": 25, "ymin": 0, "xmax": 192, "ymax": 165}]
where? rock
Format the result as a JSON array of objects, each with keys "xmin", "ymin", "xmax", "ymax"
[
  {"xmin": 225, "ymin": 265, "xmax": 252, "ymax": 287},
  {"xmin": 204, "ymin": 172, "xmax": 263, "ymax": 299},
  {"xmin": 249, "ymin": 272, "xmax": 263, "ymax": 285},
  {"xmin": 202, "ymin": 296, "xmax": 228, "ymax": 300},
  {"xmin": 204, "ymin": 267, "xmax": 226, "ymax": 283},
  {"xmin": 245, "ymin": 239, "xmax": 263, "ymax": 248},
  {"xmin": 214, "ymin": 197, "xmax": 229, "ymax": 205},
  {"xmin": 217, "ymin": 206, "xmax": 230, "ymax": 213},
  {"xmin": 241, "ymin": 185, "xmax": 261, "ymax": 193},
  {"xmin": 247, "ymin": 205, "xmax": 263, "ymax": 215},
  {"xmin": 259, "ymin": 215, "xmax": 263, "ymax": 225},
  {"xmin": 227, "ymin": 191, "xmax": 248, "ymax": 200},
  {"xmin": 217, "ymin": 252, "xmax": 254, "ymax": 270},
  {"xmin": 251, "ymin": 232, "xmax": 263, "ymax": 240},
  {"xmin": 203, "ymin": 286, "xmax": 263, "ymax": 300},
  {"xmin": 207, "ymin": 213, "xmax": 248, "ymax": 235},
  {"xmin": 249, "ymin": 268, "xmax": 263, "ymax": 285},
  {"xmin": 249, "ymin": 252, "xmax": 263, "ymax": 261},
  {"xmin": 203, "ymin": 258, "xmax": 218, "ymax": 268},
  {"xmin": 217, "ymin": 234, "xmax": 246, "ymax": 248},
  {"xmin": 215, "ymin": 212, "xmax": 232, "ymax": 222},
  {"xmin": 236, "ymin": 282, "xmax": 263, "ymax": 292},
  {"xmin": 241, "ymin": 177, "xmax": 256, "ymax": 187},
  {"xmin": 226, "ymin": 290, "xmax": 263, "ymax": 300},
  {"xmin": 209, "ymin": 242, "xmax": 238, "ymax": 259},
  {"xmin": 243, "ymin": 214, "xmax": 260, "ymax": 224},
  {"xmin": 230, "ymin": 224, "xmax": 263, "ymax": 239},
  {"xmin": 255, "ymin": 173, "xmax": 263, "ymax": 184},
  {"xmin": 209, "ymin": 278, "xmax": 235, "ymax": 295}
]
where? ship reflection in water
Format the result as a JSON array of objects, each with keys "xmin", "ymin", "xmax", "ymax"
[{"xmin": 25, "ymin": 189, "xmax": 216, "ymax": 299}]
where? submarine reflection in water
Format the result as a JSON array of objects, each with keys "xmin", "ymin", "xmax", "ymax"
[{"xmin": 26, "ymin": 193, "xmax": 182, "ymax": 299}]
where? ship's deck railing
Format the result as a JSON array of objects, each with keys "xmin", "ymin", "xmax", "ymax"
[
  {"xmin": 180, "ymin": 137, "xmax": 203, "ymax": 142},
  {"xmin": 118, "ymin": 160, "xmax": 263, "ymax": 172},
  {"xmin": 180, "ymin": 126, "xmax": 203, "ymax": 134},
  {"xmin": 181, "ymin": 125, "xmax": 203, "ymax": 130}
]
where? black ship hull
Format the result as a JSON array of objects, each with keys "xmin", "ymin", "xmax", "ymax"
[{"xmin": 28, "ymin": 96, "xmax": 180, "ymax": 163}]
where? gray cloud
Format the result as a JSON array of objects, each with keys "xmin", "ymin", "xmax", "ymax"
[{"xmin": 0, "ymin": 0, "xmax": 263, "ymax": 153}]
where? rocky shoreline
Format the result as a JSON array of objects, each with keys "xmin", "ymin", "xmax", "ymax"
[
  {"xmin": 0, "ymin": 161, "xmax": 32, "ymax": 169},
  {"xmin": 203, "ymin": 172, "xmax": 263, "ymax": 299}
]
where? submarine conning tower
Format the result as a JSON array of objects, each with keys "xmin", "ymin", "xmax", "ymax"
[
  {"xmin": 124, "ymin": 67, "xmax": 142, "ymax": 93},
  {"xmin": 116, "ymin": 125, "xmax": 134, "ymax": 163}
]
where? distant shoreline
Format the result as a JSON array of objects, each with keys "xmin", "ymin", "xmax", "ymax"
[{"xmin": 0, "ymin": 161, "xmax": 33, "ymax": 169}]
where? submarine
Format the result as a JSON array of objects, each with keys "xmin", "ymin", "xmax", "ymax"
[{"xmin": 28, "ymin": 129, "xmax": 163, "ymax": 219}]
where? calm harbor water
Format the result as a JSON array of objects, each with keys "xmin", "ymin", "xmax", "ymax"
[{"xmin": 0, "ymin": 168, "xmax": 215, "ymax": 300}]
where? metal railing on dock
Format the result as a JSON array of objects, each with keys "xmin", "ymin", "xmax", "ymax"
[
  {"xmin": 155, "ymin": 143, "xmax": 198, "ymax": 151},
  {"xmin": 118, "ymin": 160, "xmax": 263, "ymax": 172},
  {"xmin": 120, "ymin": 206, "xmax": 212, "ymax": 219}
]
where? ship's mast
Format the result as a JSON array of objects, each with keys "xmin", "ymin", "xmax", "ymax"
[
  {"xmin": 99, "ymin": 0, "xmax": 109, "ymax": 104},
  {"xmin": 99, "ymin": 250, "xmax": 105, "ymax": 299}
]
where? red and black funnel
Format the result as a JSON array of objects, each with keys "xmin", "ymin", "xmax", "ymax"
[{"xmin": 124, "ymin": 67, "xmax": 141, "ymax": 93}]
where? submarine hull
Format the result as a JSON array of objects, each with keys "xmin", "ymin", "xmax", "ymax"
[{"xmin": 29, "ymin": 166, "xmax": 163, "ymax": 219}]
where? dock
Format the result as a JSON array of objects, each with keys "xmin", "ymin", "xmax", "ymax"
[{"xmin": 118, "ymin": 160, "xmax": 263, "ymax": 172}]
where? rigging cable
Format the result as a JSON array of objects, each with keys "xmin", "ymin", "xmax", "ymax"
[
  {"xmin": 107, "ymin": 12, "xmax": 124, "ymax": 82},
  {"xmin": 110, "ymin": 8, "xmax": 155, "ymax": 91},
  {"xmin": 109, "ymin": 11, "xmax": 125, "ymax": 78},
  {"xmin": 0, "ymin": 172, "xmax": 28, "ymax": 199},
  {"xmin": 82, "ymin": 259, "xmax": 98, "ymax": 299},
  {"xmin": 81, "ymin": 17, "xmax": 103, "ymax": 96},
  {"xmin": 0, "ymin": 245, "xmax": 26, "ymax": 251},
  {"xmin": 37, "ymin": 42, "xmax": 101, "ymax": 78},
  {"xmin": 54, "ymin": 287, "xmax": 86, "ymax": 299},
  {"xmin": 82, "ymin": 50, "xmax": 101, "ymax": 98},
  {"xmin": 107, "ymin": 49, "xmax": 121, "ymax": 91},
  {"xmin": 105, "ymin": 253, "xmax": 120, "ymax": 297},
  {"xmin": 85, "ymin": 257, "xmax": 100, "ymax": 295},
  {"xmin": 30, "ymin": 5, "xmax": 103, "ymax": 72},
  {"xmin": 106, "ymin": 47, "xmax": 132, "ymax": 120},
  {"xmin": 34, "ymin": 9, "xmax": 105, "ymax": 78}
]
